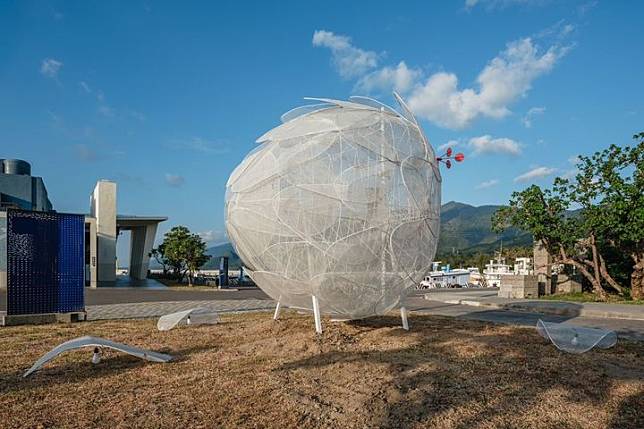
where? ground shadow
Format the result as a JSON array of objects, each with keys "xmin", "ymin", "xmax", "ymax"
[{"xmin": 279, "ymin": 313, "xmax": 643, "ymax": 428}]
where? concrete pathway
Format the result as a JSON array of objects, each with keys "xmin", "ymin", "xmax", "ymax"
[
  {"xmin": 424, "ymin": 289, "xmax": 644, "ymax": 321},
  {"xmin": 405, "ymin": 295, "xmax": 644, "ymax": 342},
  {"xmin": 83, "ymin": 293, "xmax": 644, "ymax": 342},
  {"xmin": 87, "ymin": 299, "xmax": 275, "ymax": 321}
]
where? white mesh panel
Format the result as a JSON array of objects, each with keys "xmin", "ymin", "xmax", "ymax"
[{"xmin": 225, "ymin": 94, "xmax": 441, "ymax": 319}]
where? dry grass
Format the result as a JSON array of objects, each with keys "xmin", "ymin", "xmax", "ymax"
[{"xmin": 0, "ymin": 312, "xmax": 642, "ymax": 429}]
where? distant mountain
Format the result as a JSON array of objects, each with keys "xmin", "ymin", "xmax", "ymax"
[
  {"xmin": 437, "ymin": 201, "xmax": 531, "ymax": 255},
  {"xmin": 202, "ymin": 242, "xmax": 242, "ymax": 269},
  {"xmin": 196, "ymin": 202, "xmax": 532, "ymax": 269}
]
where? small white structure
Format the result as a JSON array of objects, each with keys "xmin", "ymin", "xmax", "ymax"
[
  {"xmin": 23, "ymin": 336, "xmax": 172, "ymax": 377},
  {"xmin": 536, "ymin": 319, "xmax": 617, "ymax": 353},
  {"xmin": 513, "ymin": 257, "xmax": 533, "ymax": 275},
  {"xmin": 467, "ymin": 267, "xmax": 486, "ymax": 286},
  {"xmin": 483, "ymin": 256, "xmax": 513, "ymax": 288},
  {"xmin": 157, "ymin": 308, "xmax": 219, "ymax": 331},
  {"xmin": 225, "ymin": 93, "xmax": 441, "ymax": 332}
]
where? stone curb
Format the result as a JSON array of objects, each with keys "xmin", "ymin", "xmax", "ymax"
[{"xmin": 426, "ymin": 296, "xmax": 644, "ymax": 321}]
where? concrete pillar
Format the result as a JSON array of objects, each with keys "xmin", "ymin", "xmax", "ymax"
[
  {"xmin": 129, "ymin": 224, "xmax": 158, "ymax": 280},
  {"xmin": 90, "ymin": 181, "xmax": 117, "ymax": 287},
  {"xmin": 84, "ymin": 216, "xmax": 98, "ymax": 288},
  {"xmin": 533, "ymin": 240, "xmax": 552, "ymax": 295}
]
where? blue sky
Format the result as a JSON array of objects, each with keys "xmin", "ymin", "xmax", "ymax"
[{"xmin": 1, "ymin": 1, "xmax": 643, "ymax": 261}]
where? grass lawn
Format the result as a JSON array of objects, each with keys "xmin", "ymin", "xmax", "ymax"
[
  {"xmin": 540, "ymin": 292, "xmax": 644, "ymax": 305},
  {"xmin": 1, "ymin": 312, "xmax": 642, "ymax": 428}
]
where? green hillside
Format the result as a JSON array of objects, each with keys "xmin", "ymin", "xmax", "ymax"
[{"xmin": 437, "ymin": 201, "xmax": 532, "ymax": 255}]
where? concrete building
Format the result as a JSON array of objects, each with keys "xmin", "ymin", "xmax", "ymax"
[
  {"xmin": 0, "ymin": 159, "xmax": 166, "ymax": 288},
  {"xmin": 0, "ymin": 159, "xmax": 52, "ymax": 211}
]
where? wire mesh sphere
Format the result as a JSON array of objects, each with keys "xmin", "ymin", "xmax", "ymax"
[{"xmin": 225, "ymin": 94, "xmax": 441, "ymax": 319}]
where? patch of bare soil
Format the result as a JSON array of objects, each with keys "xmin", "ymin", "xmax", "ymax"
[{"xmin": 0, "ymin": 312, "xmax": 642, "ymax": 428}]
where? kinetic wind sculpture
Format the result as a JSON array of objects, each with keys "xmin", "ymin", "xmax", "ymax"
[{"xmin": 225, "ymin": 92, "xmax": 462, "ymax": 333}]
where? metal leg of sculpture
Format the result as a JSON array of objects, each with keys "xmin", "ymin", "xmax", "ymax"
[
  {"xmin": 312, "ymin": 295, "xmax": 322, "ymax": 334},
  {"xmin": 273, "ymin": 300, "xmax": 282, "ymax": 320},
  {"xmin": 400, "ymin": 306, "xmax": 409, "ymax": 331},
  {"xmin": 91, "ymin": 347, "xmax": 101, "ymax": 364}
]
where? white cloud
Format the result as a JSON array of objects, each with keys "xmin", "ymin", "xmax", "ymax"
[
  {"xmin": 98, "ymin": 105, "xmax": 114, "ymax": 117},
  {"xmin": 312, "ymin": 30, "xmax": 378, "ymax": 78},
  {"xmin": 355, "ymin": 61, "xmax": 421, "ymax": 94},
  {"xmin": 79, "ymin": 81, "xmax": 91, "ymax": 93},
  {"xmin": 437, "ymin": 139, "xmax": 460, "ymax": 153},
  {"xmin": 165, "ymin": 174, "xmax": 185, "ymax": 187},
  {"xmin": 522, "ymin": 106, "xmax": 546, "ymax": 127},
  {"xmin": 40, "ymin": 58, "xmax": 62, "ymax": 78},
  {"xmin": 475, "ymin": 179, "xmax": 500, "ymax": 189},
  {"xmin": 407, "ymin": 38, "xmax": 568, "ymax": 129},
  {"xmin": 514, "ymin": 166, "xmax": 556, "ymax": 182},
  {"xmin": 469, "ymin": 135, "xmax": 521, "ymax": 155},
  {"xmin": 560, "ymin": 156, "xmax": 581, "ymax": 179},
  {"xmin": 198, "ymin": 230, "xmax": 226, "ymax": 244}
]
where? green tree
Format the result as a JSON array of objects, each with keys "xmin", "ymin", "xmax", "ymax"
[
  {"xmin": 492, "ymin": 185, "xmax": 610, "ymax": 298},
  {"xmin": 150, "ymin": 242, "xmax": 172, "ymax": 276},
  {"xmin": 494, "ymin": 133, "xmax": 644, "ymax": 299},
  {"xmin": 155, "ymin": 226, "xmax": 211, "ymax": 286},
  {"xmin": 557, "ymin": 133, "xmax": 644, "ymax": 299}
]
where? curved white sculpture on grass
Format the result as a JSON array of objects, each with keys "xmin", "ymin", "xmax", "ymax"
[
  {"xmin": 24, "ymin": 336, "xmax": 173, "ymax": 377},
  {"xmin": 157, "ymin": 307, "xmax": 220, "ymax": 331},
  {"xmin": 536, "ymin": 319, "xmax": 617, "ymax": 353},
  {"xmin": 225, "ymin": 93, "xmax": 440, "ymax": 326}
]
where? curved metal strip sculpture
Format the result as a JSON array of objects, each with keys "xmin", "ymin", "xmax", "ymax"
[
  {"xmin": 157, "ymin": 307, "xmax": 220, "ymax": 331},
  {"xmin": 24, "ymin": 336, "xmax": 173, "ymax": 377},
  {"xmin": 225, "ymin": 92, "xmax": 441, "ymax": 332},
  {"xmin": 536, "ymin": 319, "xmax": 617, "ymax": 353}
]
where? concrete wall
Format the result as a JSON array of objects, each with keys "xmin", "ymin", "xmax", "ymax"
[
  {"xmin": 499, "ymin": 274, "xmax": 539, "ymax": 299},
  {"xmin": 90, "ymin": 181, "xmax": 117, "ymax": 286},
  {"xmin": 554, "ymin": 273, "xmax": 583, "ymax": 294}
]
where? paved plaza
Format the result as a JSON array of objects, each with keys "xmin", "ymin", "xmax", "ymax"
[
  {"xmin": 2, "ymin": 287, "xmax": 643, "ymax": 341},
  {"xmin": 86, "ymin": 298, "xmax": 275, "ymax": 320}
]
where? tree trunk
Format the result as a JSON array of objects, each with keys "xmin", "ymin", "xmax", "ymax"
[
  {"xmin": 589, "ymin": 235, "xmax": 607, "ymax": 299},
  {"xmin": 559, "ymin": 245, "xmax": 605, "ymax": 299},
  {"xmin": 599, "ymin": 254, "xmax": 624, "ymax": 295},
  {"xmin": 631, "ymin": 255, "xmax": 644, "ymax": 300}
]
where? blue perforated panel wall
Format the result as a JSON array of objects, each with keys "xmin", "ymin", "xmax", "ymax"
[{"xmin": 6, "ymin": 210, "xmax": 85, "ymax": 315}]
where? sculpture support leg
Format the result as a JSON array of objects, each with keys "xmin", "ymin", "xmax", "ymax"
[
  {"xmin": 273, "ymin": 300, "xmax": 282, "ymax": 320},
  {"xmin": 401, "ymin": 306, "xmax": 409, "ymax": 331},
  {"xmin": 312, "ymin": 295, "xmax": 322, "ymax": 334}
]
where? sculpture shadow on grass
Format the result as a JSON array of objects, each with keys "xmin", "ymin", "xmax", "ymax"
[{"xmin": 279, "ymin": 314, "xmax": 642, "ymax": 428}]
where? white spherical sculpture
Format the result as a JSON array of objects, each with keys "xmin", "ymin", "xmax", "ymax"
[{"xmin": 225, "ymin": 94, "xmax": 441, "ymax": 324}]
